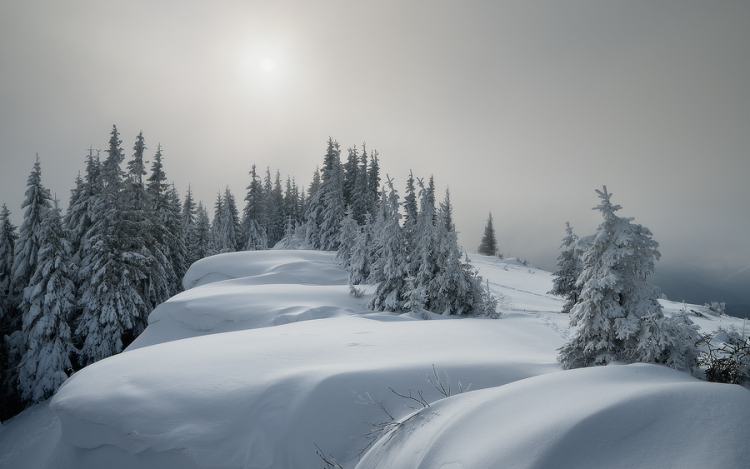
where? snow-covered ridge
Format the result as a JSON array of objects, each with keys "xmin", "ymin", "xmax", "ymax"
[{"xmin": 1, "ymin": 250, "xmax": 748, "ymax": 468}]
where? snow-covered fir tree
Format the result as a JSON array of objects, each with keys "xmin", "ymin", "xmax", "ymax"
[
  {"xmin": 242, "ymin": 165, "xmax": 268, "ymax": 251},
  {"xmin": 193, "ymin": 202, "xmax": 215, "ymax": 259},
  {"xmin": 439, "ymin": 188, "xmax": 453, "ymax": 231},
  {"xmin": 11, "ymin": 156, "xmax": 53, "ymax": 306},
  {"xmin": 76, "ymin": 125, "xmax": 150, "ymax": 365},
  {"xmin": 477, "ymin": 212, "xmax": 498, "ymax": 256},
  {"xmin": 64, "ymin": 148, "xmax": 101, "ymax": 278},
  {"xmin": 548, "ymin": 222, "xmax": 582, "ymax": 314},
  {"xmin": 182, "ymin": 185, "xmax": 199, "ymax": 266},
  {"xmin": 166, "ymin": 184, "xmax": 188, "ymax": 294},
  {"xmin": 0, "ymin": 204, "xmax": 18, "ymax": 316},
  {"xmin": 347, "ymin": 213, "xmax": 374, "ymax": 285},
  {"xmin": 305, "ymin": 138, "xmax": 346, "ymax": 251},
  {"xmin": 221, "ymin": 186, "xmax": 241, "ymax": 252},
  {"xmin": 367, "ymin": 177, "xmax": 408, "ymax": 311},
  {"xmin": 367, "ymin": 149, "xmax": 381, "ymax": 215},
  {"xmin": 137, "ymin": 143, "xmax": 176, "ymax": 317},
  {"xmin": 558, "ymin": 186, "xmax": 699, "ymax": 371},
  {"xmin": 17, "ymin": 200, "xmax": 76, "ymax": 403},
  {"xmin": 336, "ymin": 207, "xmax": 359, "ymax": 270},
  {"xmin": 266, "ymin": 170, "xmax": 285, "ymax": 246}
]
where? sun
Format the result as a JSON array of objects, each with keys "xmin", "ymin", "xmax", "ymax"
[{"xmin": 259, "ymin": 58, "xmax": 276, "ymax": 73}]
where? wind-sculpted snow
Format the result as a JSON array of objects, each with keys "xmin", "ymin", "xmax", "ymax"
[
  {"xmin": 128, "ymin": 250, "xmax": 355, "ymax": 349},
  {"xmin": 2, "ymin": 251, "xmax": 749, "ymax": 469},
  {"xmin": 51, "ymin": 316, "xmax": 561, "ymax": 468},
  {"xmin": 356, "ymin": 363, "xmax": 750, "ymax": 469},
  {"xmin": 182, "ymin": 250, "xmax": 348, "ymax": 290}
]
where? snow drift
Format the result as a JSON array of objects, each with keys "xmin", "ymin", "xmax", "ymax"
[{"xmin": 0, "ymin": 250, "xmax": 748, "ymax": 469}]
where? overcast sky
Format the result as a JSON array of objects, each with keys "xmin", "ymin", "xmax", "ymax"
[{"xmin": 1, "ymin": 1, "xmax": 749, "ymax": 304}]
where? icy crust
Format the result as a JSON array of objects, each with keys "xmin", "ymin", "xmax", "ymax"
[
  {"xmin": 356, "ymin": 363, "xmax": 750, "ymax": 469},
  {"xmin": 50, "ymin": 316, "xmax": 563, "ymax": 468},
  {"xmin": 181, "ymin": 250, "xmax": 348, "ymax": 290}
]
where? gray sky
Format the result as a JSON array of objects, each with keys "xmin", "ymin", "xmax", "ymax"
[{"xmin": 1, "ymin": 1, "xmax": 749, "ymax": 305}]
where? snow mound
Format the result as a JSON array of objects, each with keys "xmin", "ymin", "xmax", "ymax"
[
  {"xmin": 51, "ymin": 316, "xmax": 562, "ymax": 468},
  {"xmin": 182, "ymin": 250, "xmax": 347, "ymax": 290},
  {"xmin": 356, "ymin": 363, "xmax": 750, "ymax": 469},
  {"xmin": 129, "ymin": 250, "xmax": 355, "ymax": 349}
]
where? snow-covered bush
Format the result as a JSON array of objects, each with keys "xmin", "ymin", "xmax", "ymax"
[{"xmin": 697, "ymin": 326, "xmax": 750, "ymax": 385}]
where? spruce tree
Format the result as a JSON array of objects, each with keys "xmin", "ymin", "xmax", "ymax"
[
  {"xmin": 144, "ymin": 143, "xmax": 177, "ymax": 308},
  {"xmin": 17, "ymin": 201, "xmax": 76, "ymax": 403},
  {"xmin": 76, "ymin": 125, "xmax": 150, "ymax": 365},
  {"xmin": 64, "ymin": 148, "xmax": 101, "ymax": 275},
  {"xmin": 367, "ymin": 177, "xmax": 408, "ymax": 311},
  {"xmin": 478, "ymin": 212, "xmax": 498, "ymax": 256},
  {"xmin": 367, "ymin": 150, "xmax": 381, "ymax": 215},
  {"xmin": 558, "ymin": 186, "xmax": 699, "ymax": 371},
  {"xmin": 242, "ymin": 165, "xmax": 268, "ymax": 251},
  {"xmin": 343, "ymin": 145, "xmax": 359, "ymax": 207},
  {"xmin": 11, "ymin": 156, "xmax": 53, "ymax": 305},
  {"xmin": 193, "ymin": 202, "xmax": 215, "ymax": 259},
  {"xmin": 0, "ymin": 204, "xmax": 18, "ymax": 316},
  {"xmin": 548, "ymin": 222, "xmax": 582, "ymax": 314}
]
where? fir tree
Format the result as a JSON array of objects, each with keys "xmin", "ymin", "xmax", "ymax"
[
  {"xmin": 0, "ymin": 204, "xmax": 19, "ymax": 417},
  {"xmin": 64, "ymin": 148, "xmax": 101, "ymax": 275},
  {"xmin": 17, "ymin": 201, "xmax": 76, "ymax": 403},
  {"xmin": 548, "ymin": 222, "xmax": 582, "ymax": 314},
  {"xmin": 242, "ymin": 165, "xmax": 268, "ymax": 251},
  {"xmin": 76, "ymin": 125, "xmax": 150, "ymax": 365},
  {"xmin": 367, "ymin": 150, "xmax": 381, "ymax": 215},
  {"xmin": 351, "ymin": 143, "xmax": 370, "ymax": 225},
  {"xmin": 478, "ymin": 212, "xmax": 498, "ymax": 256},
  {"xmin": 193, "ymin": 202, "xmax": 215, "ymax": 259},
  {"xmin": 367, "ymin": 177, "xmax": 408, "ymax": 311},
  {"xmin": 183, "ymin": 185, "xmax": 198, "ymax": 266},
  {"xmin": 0, "ymin": 204, "xmax": 18, "ymax": 316},
  {"xmin": 11, "ymin": 156, "xmax": 53, "ymax": 305},
  {"xmin": 343, "ymin": 145, "xmax": 359, "ymax": 208},
  {"xmin": 440, "ymin": 188, "xmax": 454, "ymax": 231},
  {"xmin": 558, "ymin": 186, "xmax": 699, "ymax": 371}
]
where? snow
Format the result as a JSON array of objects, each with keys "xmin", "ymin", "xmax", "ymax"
[{"xmin": 1, "ymin": 251, "xmax": 748, "ymax": 469}]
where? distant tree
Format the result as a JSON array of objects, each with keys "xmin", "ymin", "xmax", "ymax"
[
  {"xmin": 242, "ymin": 165, "xmax": 268, "ymax": 251},
  {"xmin": 439, "ymin": 188, "xmax": 453, "ymax": 231},
  {"xmin": 17, "ymin": 200, "xmax": 76, "ymax": 403},
  {"xmin": 558, "ymin": 186, "xmax": 699, "ymax": 371},
  {"xmin": 193, "ymin": 202, "xmax": 214, "ymax": 259},
  {"xmin": 182, "ymin": 185, "xmax": 198, "ymax": 266},
  {"xmin": 548, "ymin": 222, "xmax": 582, "ymax": 314},
  {"xmin": 343, "ymin": 145, "xmax": 360, "ymax": 208},
  {"xmin": 477, "ymin": 213, "xmax": 497, "ymax": 256},
  {"xmin": 367, "ymin": 150, "xmax": 381, "ymax": 215}
]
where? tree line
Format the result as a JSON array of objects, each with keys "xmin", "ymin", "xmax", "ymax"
[{"xmin": 0, "ymin": 127, "xmax": 497, "ymax": 421}]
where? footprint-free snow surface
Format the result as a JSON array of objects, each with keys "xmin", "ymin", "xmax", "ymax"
[{"xmin": 1, "ymin": 251, "xmax": 748, "ymax": 468}]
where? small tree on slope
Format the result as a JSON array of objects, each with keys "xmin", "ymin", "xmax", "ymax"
[
  {"xmin": 558, "ymin": 186, "xmax": 699, "ymax": 371},
  {"xmin": 548, "ymin": 222, "xmax": 582, "ymax": 314},
  {"xmin": 477, "ymin": 212, "xmax": 497, "ymax": 256}
]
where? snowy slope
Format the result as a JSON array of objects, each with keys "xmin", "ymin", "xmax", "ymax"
[{"xmin": 1, "ymin": 251, "xmax": 748, "ymax": 469}]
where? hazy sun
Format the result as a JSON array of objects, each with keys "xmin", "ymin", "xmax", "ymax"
[{"xmin": 259, "ymin": 58, "xmax": 276, "ymax": 73}]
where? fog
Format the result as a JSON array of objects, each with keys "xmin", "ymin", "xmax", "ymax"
[{"xmin": 2, "ymin": 1, "xmax": 749, "ymax": 306}]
